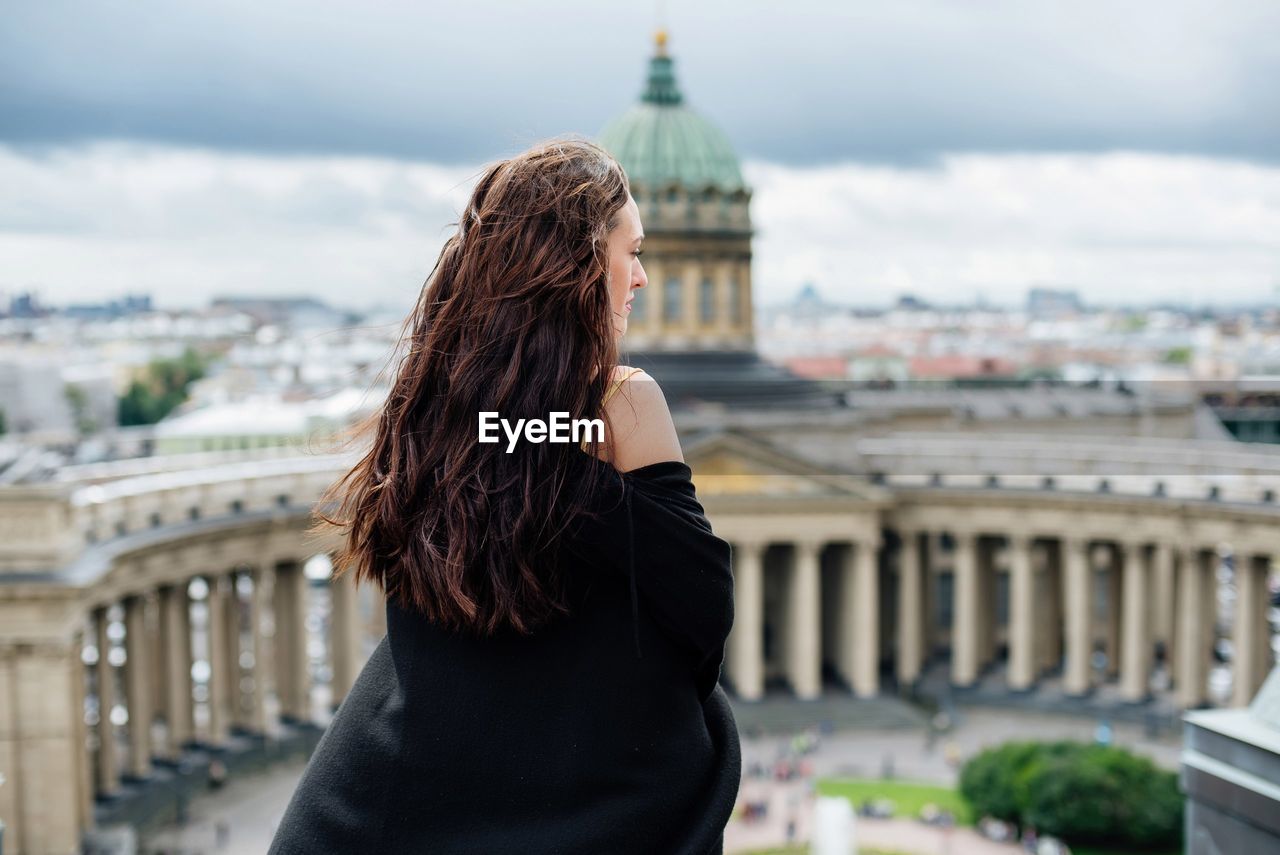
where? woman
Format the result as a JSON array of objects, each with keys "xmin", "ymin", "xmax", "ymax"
[{"xmin": 269, "ymin": 137, "xmax": 741, "ymax": 854}]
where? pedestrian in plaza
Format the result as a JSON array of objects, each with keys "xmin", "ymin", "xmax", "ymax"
[{"xmin": 267, "ymin": 137, "xmax": 740, "ymax": 854}]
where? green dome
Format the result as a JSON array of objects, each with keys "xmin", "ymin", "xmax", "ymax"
[{"xmin": 597, "ymin": 34, "xmax": 745, "ymax": 193}]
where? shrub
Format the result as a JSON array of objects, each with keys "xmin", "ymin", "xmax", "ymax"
[
  {"xmin": 960, "ymin": 740, "xmax": 1182, "ymax": 851},
  {"xmin": 958, "ymin": 740, "xmax": 1039, "ymax": 822},
  {"xmin": 1018, "ymin": 747, "xmax": 1124, "ymax": 842}
]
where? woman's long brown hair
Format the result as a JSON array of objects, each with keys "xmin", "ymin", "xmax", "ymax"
[{"xmin": 310, "ymin": 136, "xmax": 631, "ymax": 637}]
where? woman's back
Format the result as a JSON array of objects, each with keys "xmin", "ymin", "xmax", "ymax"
[{"xmin": 269, "ymin": 451, "xmax": 739, "ymax": 855}]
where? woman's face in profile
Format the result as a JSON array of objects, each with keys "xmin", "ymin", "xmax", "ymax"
[{"xmin": 605, "ymin": 194, "xmax": 647, "ymax": 340}]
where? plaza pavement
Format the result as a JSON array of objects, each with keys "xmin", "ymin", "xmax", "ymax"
[{"xmin": 141, "ymin": 706, "xmax": 1181, "ymax": 854}]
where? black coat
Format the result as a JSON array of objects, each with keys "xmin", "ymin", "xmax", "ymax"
[{"xmin": 268, "ymin": 457, "xmax": 741, "ymax": 854}]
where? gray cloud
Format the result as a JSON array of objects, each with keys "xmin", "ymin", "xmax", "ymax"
[
  {"xmin": 1, "ymin": 0, "xmax": 1277, "ymax": 166},
  {"xmin": 2, "ymin": 143, "xmax": 1276, "ymax": 310}
]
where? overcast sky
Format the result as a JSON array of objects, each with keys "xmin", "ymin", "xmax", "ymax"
[{"xmin": 2, "ymin": 0, "xmax": 1278, "ymax": 309}]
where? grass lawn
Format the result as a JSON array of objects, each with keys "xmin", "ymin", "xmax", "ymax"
[{"xmin": 813, "ymin": 777, "xmax": 973, "ymax": 826}]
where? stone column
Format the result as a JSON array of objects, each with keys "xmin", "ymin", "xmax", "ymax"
[
  {"xmin": 122, "ymin": 594, "xmax": 152, "ymax": 779},
  {"xmin": 273, "ymin": 559, "xmax": 311, "ymax": 722},
  {"xmin": 245, "ymin": 566, "xmax": 270, "ymax": 733},
  {"xmin": 681, "ymin": 266, "xmax": 698, "ymax": 338},
  {"xmin": 1063, "ymin": 535, "xmax": 1094, "ymax": 696},
  {"xmin": 158, "ymin": 581, "xmax": 193, "ymax": 756},
  {"xmin": 1007, "ymin": 533, "xmax": 1036, "ymax": 691},
  {"xmin": 1233, "ymin": 553, "xmax": 1272, "ymax": 707},
  {"xmin": 1177, "ymin": 546, "xmax": 1210, "ymax": 708},
  {"xmin": 94, "ymin": 605, "xmax": 120, "ymax": 797},
  {"xmin": 1119, "ymin": 540, "xmax": 1151, "ymax": 702},
  {"xmin": 852, "ymin": 538, "xmax": 881, "ymax": 697},
  {"xmin": 728, "ymin": 541, "xmax": 766, "ymax": 700},
  {"xmin": 72, "ymin": 628, "xmax": 94, "ymax": 831},
  {"xmin": 951, "ymin": 531, "xmax": 979, "ymax": 688},
  {"xmin": 0, "ymin": 636, "xmax": 90, "ymax": 854},
  {"xmin": 205, "ymin": 574, "xmax": 231, "ymax": 745},
  {"xmin": 786, "ymin": 540, "xmax": 822, "ymax": 699},
  {"xmin": 896, "ymin": 530, "xmax": 924, "ymax": 686},
  {"xmin": 330, "ymin": 566, "xmax": 363, "ymax": 706}
]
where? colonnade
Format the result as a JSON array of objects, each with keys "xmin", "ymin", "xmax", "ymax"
[
  {"xmin": 722, "ymin": 528, "xmax": 1274, "ymax": 710},
  {"xmin": 80, "ymin": 558, "xmax": 379, "ymax": 812},
  {"xmin": 727, "ymin": 538, "xmax": 883, "ymax": 701},
  {"xmin": 2, "ymin": 501, "xmax": 1275, "ymax": 853}
]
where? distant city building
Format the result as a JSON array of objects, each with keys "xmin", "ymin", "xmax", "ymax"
[
  {"xmin": 0, "ymin": 356, "xmax": 117, "ymax": 437},
  {"xmin": 210, "ymin": 296, "xmax": 351, "ymax": 331},
  {"xmin": 63, "ymin": 293, "xmax": 154, "ymax": 321},
  {"xmin": 895, "ymin": 294, "xmax": 932, "ymax": 311},
  {"xmin": 4, "ymin": 291, "xmax": 47, "ymax": 319},
  {"xmin": 152, "ymin": 387, "xmax": 381, "ymax": 454},
  {"xmin": 782, "ymin": 355, "xmax": 848, "ymax": 380},
  {"xmin": 790, "ymin": 282, "xmax": 838, "ymax": 320},
  {"xmin": 1027, "ymin": 287, "xmax": 1084, "ymax": 318},
  {"xmin": 908, "ymin": 354, "xmax": 1022, "ymax": 385},
  {"xmin": 849, "ymin": 344, "xmax": 911, "ymax": 385}
]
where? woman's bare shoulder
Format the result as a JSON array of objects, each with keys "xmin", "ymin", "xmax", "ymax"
[
  {"xmin": 603, "ymin": 367, "xmax": 684, "ymax": 472},
  {"xmin": 609, "ymin": 364, "xmax": 641, "ymax": 384}
]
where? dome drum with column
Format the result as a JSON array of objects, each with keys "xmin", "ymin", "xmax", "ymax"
[{"xmin": 598, "ymin": 30, "xmax": 836, "ymax": 409}]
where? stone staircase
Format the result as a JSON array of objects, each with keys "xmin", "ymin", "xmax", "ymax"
[
  {"xmin": 727, "ymin": 688, "xmax": 927, "ymax": 736},
  {"xmin": 913, "ymin": 660, "xmax": 1184, "ymax": 736}
]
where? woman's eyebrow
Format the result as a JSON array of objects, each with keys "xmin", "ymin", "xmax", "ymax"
[{"xmin": 633, "ymin": 234, "xmax": 645, "ymax": 244}]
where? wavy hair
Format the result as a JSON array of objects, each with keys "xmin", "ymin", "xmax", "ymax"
[{"xmin": 311, "ymin": 136, "xmax": 631, "ymax": 636}]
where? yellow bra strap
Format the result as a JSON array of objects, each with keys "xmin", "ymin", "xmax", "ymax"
[
  {"xmin": 582, "ymin": 368, "xmax": 643, "ymax": 452},
  {"xmin": 602, "ymin": 367, "xmax": 644, "ymax": 406}
]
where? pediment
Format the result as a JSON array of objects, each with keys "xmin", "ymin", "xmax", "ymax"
[{"xmin": 683, "ymin": 430, "xmax": 884, "ymax": 502}]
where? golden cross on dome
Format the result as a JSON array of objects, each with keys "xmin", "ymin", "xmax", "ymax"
[{"xmin": 654, "ymin": 0, "xmax": 668, "ymax": 56}]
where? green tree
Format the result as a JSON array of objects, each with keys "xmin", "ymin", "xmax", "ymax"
[
  {"xmin": 960, "ymin": 740, "xmax": 1183, "ymax": 851},
  {"xmin": 1122, "ymin": 314, "xmax": 1149, "ymax": 332},
  {"xmin": 117, "ymin": 346, "xmax": 210, "ymax": 427},
  {"xmin": 64, "ymin": 383, "xmax": 99, "ymax": 436},
  {"xmin": 958, "ymin": 741, "xmax": 1040, "ymax": 822},
  {"xmin": 1017, "ymin": 747, "xmax": 1123, "ymax": 842},
  {"xmin": 1131, "ymin": 769, "xmax": 1183, "ymax": 847},
  {"xmin": 0, "ymin": 406, "xmax": 7, "ymax": 436}
]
